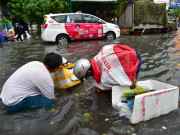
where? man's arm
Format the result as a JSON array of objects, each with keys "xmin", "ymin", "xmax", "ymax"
[{"xmin": 33, "ymin": 72, "xmax": 55, "ymax": 100}]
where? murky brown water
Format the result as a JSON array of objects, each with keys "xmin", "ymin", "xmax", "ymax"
[{"xmin": 0, "ymin": 30, "xmax": 180, "ymax": 135}]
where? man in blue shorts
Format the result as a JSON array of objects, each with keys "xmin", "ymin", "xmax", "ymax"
[{"xmin": 0, "ymin": 52, "xmax": 62, "ymax": 111}]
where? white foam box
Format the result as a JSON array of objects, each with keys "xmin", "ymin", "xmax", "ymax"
[{"xmin": 112, "ymin": 80, "xmax": 179, "ymax": 124}]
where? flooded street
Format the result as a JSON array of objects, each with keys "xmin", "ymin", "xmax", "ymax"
[{"xmin": 0, "ymin": 30, "xmax": 180, "ymax": 135}]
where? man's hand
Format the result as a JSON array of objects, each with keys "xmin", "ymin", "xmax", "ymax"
[
  {"xmin": 130, "ymin": 79, "xmax": 136, "ymax": 89},
  {"xmin": 54, "ymin": 97, "xmax": 58, "ymax": 102}
]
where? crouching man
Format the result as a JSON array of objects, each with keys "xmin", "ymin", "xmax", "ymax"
[{"xmin": 0, "ymin": 52, "xmax": 62, "ymax": 111}]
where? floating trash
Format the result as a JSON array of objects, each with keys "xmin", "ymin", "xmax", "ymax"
[
  {"xmin": 162, "ymin": 126, "xmax": 167, "ymax": 130},
  {"xmin": 83, "ymin": 113, "xmax": 90, "ymax": 118},
  {"xmin": 83, "ymin": 112, "xmax": 93, "ymax": 120},
  {"xmin": 51, "ymin": 108, "xmax": 56, "ymax": 112},
  {"xmin": 105, "ymin": 118, "xmax": 109, "ymax": 121}
]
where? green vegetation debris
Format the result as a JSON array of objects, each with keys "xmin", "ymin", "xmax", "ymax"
[
  {"xmin": 51, "ymin": 108, "xmax": 56, "ymax": 112},
  {"xmin": 83, "ymin": 113, "xmax": 90, "ymax": 118},
  {"xmin": 126, "ymin": 130, "xmax": 130, "ymax": 134},
  {"xmin": 83, "ymin": 112, "xmax": 93, "ymax": 120},
  {"xmin": 121, "ymin": 86, "xmax": 149, "ymax": 98},
  {"xmin": 85, "ymin": 85, "xmax": 94, "ymax": 91},
  {"xmin": 140, "ymin": 123, "xmax": 148, "ymax": 127},
  {"xmin": 131, "ymin": 127, "xmax": 134, "ymax": 131}
]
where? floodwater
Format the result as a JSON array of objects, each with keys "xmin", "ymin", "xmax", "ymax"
[{"xmin": 0, "ymin": 30, "xmax": 180, "ymax": 135}]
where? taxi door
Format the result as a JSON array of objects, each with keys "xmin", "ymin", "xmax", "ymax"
[
  {"xmin": 65, "ymin": 14, "xmax": 88, "ymax": 40},
  {"xmin": 82, "ymin": 14, "xmax": 103, "ymax": 39}
]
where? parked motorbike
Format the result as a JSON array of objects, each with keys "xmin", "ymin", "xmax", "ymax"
[{"xmin": 2, "ymin": 29, "xmax": 16, "ymax": 42}]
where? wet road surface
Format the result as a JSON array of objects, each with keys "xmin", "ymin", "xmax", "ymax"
[{"xmin": 0, "ymin": 31, "xmax": 180, "ymax": 135}]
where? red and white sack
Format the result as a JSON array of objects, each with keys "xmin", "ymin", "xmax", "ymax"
[{"xmin": 90, "ymin": 44, "xmax": 141, "ymax": 90}]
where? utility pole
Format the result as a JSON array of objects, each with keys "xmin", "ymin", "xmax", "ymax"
[{"xmin": 68, "ymin": 0, "xmax": 72, "ymax": 13}]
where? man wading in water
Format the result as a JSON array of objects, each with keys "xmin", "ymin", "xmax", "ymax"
[{"xmin": 0, "ymin": 53, "xmax": 63, "ymax": 111}]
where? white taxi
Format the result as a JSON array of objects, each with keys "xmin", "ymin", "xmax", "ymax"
[{"xmin": 41, "ymin": 12, "xmax": 120, "ymax": 44}]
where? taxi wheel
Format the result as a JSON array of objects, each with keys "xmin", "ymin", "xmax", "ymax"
[
  {"xmin": 57, "ymin": 35, "xmax": 69, "ymax": 45},
  {"xmin": 106, "ymin": 32, "xmax": 115, "ymax": 40}
]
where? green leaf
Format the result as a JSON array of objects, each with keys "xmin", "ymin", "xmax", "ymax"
[
  {"xmin": 1, "ymin": 17, "xmax": 10, "ymax": 25},
  {"xmin": 51, "ymin": 108, "xmax": 56, "ymax": 112},
  {"xmin": 83, "ymin": 113, "xmax": 90, "ymax": 118}
]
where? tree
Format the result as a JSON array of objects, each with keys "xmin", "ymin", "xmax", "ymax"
[
  {"xmin": 8, "ymin": 0, "xmax": 68, "ymax": 32},
  {"xmin": 171, "ymin": 8, "xmax": 180, "ymax": 18},
  {"xmin": 111, "ymin": 0, "xmax": 129, "ymax": 15},
  {"xmin": 1, "ymin": 16, "xmax": 10, "ymax": 25}
]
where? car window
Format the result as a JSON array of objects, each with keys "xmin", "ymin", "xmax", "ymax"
[
  {"xmin": 67, "ymin": 14, "xmax": 83, "ymax": 23},
  {"xmin": 83, "ymin": 15, "xmax": 99, "ymax": 23},
  {"xmin": 167, "ymin": 13, "xmax": 176, "ymax": 21},
  {"xmin": 51, "ymin": 15, "xmax": 67, "ymax": 23}
]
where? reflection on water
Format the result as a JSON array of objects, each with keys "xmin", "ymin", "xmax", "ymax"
[{"xmin": 0, "ymin": 31, "xmax": 180, "ymax": 135}]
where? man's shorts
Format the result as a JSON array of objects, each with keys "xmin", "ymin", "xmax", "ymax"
[{"xmin": 3, "ymin": 96, "xmax": 55, "ymax": 112}]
